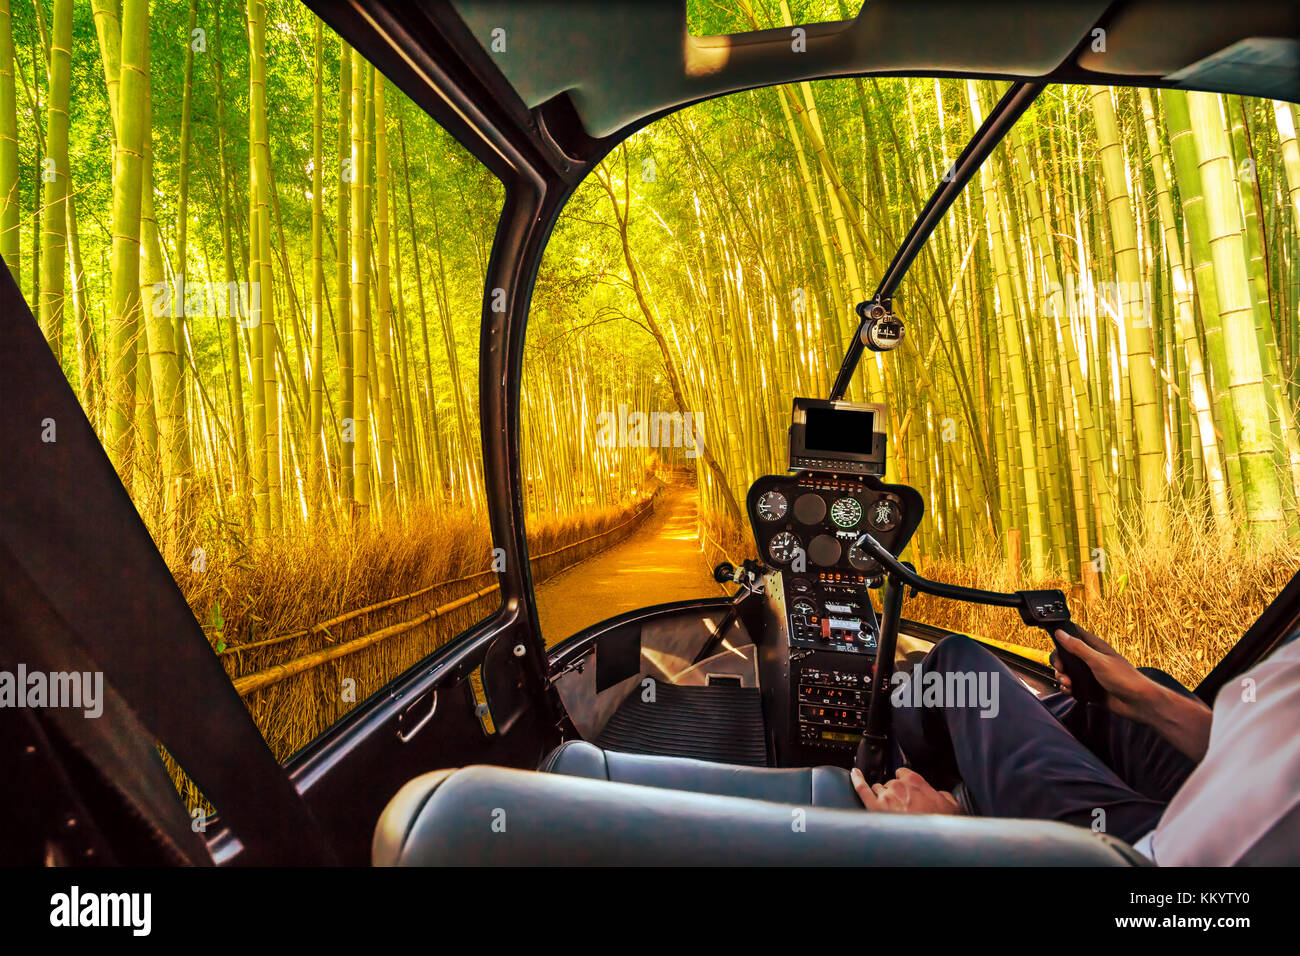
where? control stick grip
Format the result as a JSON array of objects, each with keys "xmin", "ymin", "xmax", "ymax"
[{"xmin": 1049, "ymin": 621, "xmax": 1106, "ymax": 705}]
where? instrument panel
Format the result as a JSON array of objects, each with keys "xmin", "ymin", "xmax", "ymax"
[
  {"xmin": 746, "ymin": 472, "xmax": 922, "ymax": 581},
  {"xmin": 750, "ymin": 401, "xmax": 924, "ymax": 761},
  {"xmin": 749, "ymin": 470, "xmax": 925, "ymax": 759}
]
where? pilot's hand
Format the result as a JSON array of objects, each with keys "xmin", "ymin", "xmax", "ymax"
[
  {"xmin": 1052, "ymin": 626, "xmax": 1150, "ymax": 721},
  {"xmin": 851, "ymin": 766, "xmax": 963, "ymax": 814},
  {"xmin": 1054, "ymin": 627, "xmax": 1213, "ymax": 758}
]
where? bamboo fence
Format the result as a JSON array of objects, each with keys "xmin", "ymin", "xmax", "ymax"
[{"xmin": 228, "ymin": 493, "xmax": 658, "ymax": 695}]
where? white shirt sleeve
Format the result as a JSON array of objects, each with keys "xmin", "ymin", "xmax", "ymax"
[{"xmin": 1146, "ymin": 637, "xmax": 1300, "ymax": 866}]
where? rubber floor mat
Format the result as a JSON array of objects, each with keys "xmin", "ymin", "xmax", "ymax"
[{"xmin": 595, "ymin": 682, "xmax": 768, "ymax": 766}]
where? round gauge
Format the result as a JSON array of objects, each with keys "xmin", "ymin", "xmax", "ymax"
[
  {"xmin": 768, "ymin": 531, "xmax": 802, "ymax": 565},
  {"xmin": 793, "ymin": 493, "xmax": 827, "ymax": 525},
  {"xmin": 791, "ymin": 598, "xmax": 817, "ymax": 618},
  {"xmin": 848, "ymin": 542, "xmax": 881, "ymax": 574},
  {"xmin": 830, "ymin": 496, "xmax": 863, "ymax": 529},
  {"xmin": 789, "ymin": 577, "xmax": 815, "ymax": 595},
  {"xmin": 867, "ymin": 497, "xmax": 902, "ymax": 533},
  {"xmin": 756, "ymin": 490, "xmax": 788, "ymax": 522},
  {"xmin": 808, "ymin": 533, "xmax": 843, "ymax": 567}
]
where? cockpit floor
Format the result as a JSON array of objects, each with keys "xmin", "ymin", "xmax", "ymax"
[{"xmin": 595, "ymin": 682, "xmax": 768, "ymax": 766}]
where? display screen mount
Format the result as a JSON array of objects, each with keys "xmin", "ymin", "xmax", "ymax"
[{"xmin": 788, "ymin": 398, "xmax": 888, "ymax": 475}]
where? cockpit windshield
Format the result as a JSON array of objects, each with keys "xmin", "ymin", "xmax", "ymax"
[{"xmin": 526, "ymin": 77, "xmax": 1300, "ymax": 690}]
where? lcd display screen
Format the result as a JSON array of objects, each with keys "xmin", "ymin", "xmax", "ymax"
[{"xmin": 803, "ymin": 406, "xmax": 875, "ymax": 455}]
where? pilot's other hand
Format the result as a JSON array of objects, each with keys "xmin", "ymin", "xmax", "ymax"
[
  {"xmin": 1052, "ymin": 626, "xmax": 1148, "ymax": 721},
  {"xmin": 851, "ymin": 766, "xmax": 963, "ymax": 814}
]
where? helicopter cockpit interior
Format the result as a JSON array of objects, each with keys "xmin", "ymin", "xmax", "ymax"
[
  {"xmin": 372, "ymin": 388, "xmax": 1137, "ymax": 866},
  {"xmin": 5, "ymin": 0, "xmax": 1298, "ymax": 878}
]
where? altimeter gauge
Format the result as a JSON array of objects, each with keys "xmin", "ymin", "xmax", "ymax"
[{"xmin": 830, "ymin": 496, "xmax": 863, "ymax": 529}]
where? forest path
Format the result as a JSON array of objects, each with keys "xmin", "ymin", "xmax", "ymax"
[{"xmin": 536, "ymin": 482, "xmax": 722, "ymax": 645}]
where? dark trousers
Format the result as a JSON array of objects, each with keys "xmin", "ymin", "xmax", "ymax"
[{"xmin": 889, "ymin": 635, "xmax": 1199, "ymax": 844}]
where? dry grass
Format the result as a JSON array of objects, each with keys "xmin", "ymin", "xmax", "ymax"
[
  {"xmin": 158, "ymin": 491, "xmax": 656, "ymax": 815},
  {"xmin": 704, "ymin": 504, "xmax": 1298, "ymax": 690},
  {"xmin": 181, "ymin": 506, "xmax": 491, "ymax": 652},
  {"xmin": 908, "ymin": 516, "xmax": 1298, "ymax": 689}
]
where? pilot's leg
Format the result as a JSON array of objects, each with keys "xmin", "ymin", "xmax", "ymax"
[
  {"xmin": 1045, "ymin": 668, "xmax": 1198, "ymax": 802},
  {"xmin": 891, "ymin": 634, "xmax": 1166, "ymax": 844}
]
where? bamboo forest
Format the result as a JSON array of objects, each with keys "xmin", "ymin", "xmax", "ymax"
[{"xmin": 6, "ymin": 0, "xmax": 1300, "ymax": 768}]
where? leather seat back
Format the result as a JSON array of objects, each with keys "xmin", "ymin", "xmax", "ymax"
[
  {"xmin": 373, "ymin": 765, "xmax": 1149, "ymax": 866},
  {"xmin": 542, "ymin": 739, "xmax": 861, "ymax": 808}
]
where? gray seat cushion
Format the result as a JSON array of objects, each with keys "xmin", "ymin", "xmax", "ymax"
[
  {"xmin": 541, "ymin": 739, "xmax": 862, "ymax": 808},
  {"xmin": 372, "ymin": 764, "xmax": 1149, "ymax": 866}
]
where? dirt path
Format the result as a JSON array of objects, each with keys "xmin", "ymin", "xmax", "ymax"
[{"xmin": 536, "ymin": 483, "xmax": 723, "ymax": 644}]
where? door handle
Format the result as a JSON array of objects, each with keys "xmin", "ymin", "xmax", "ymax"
[{"xmin": 396, "ymin": 690, "xmax": 438, "ymax": 743}]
